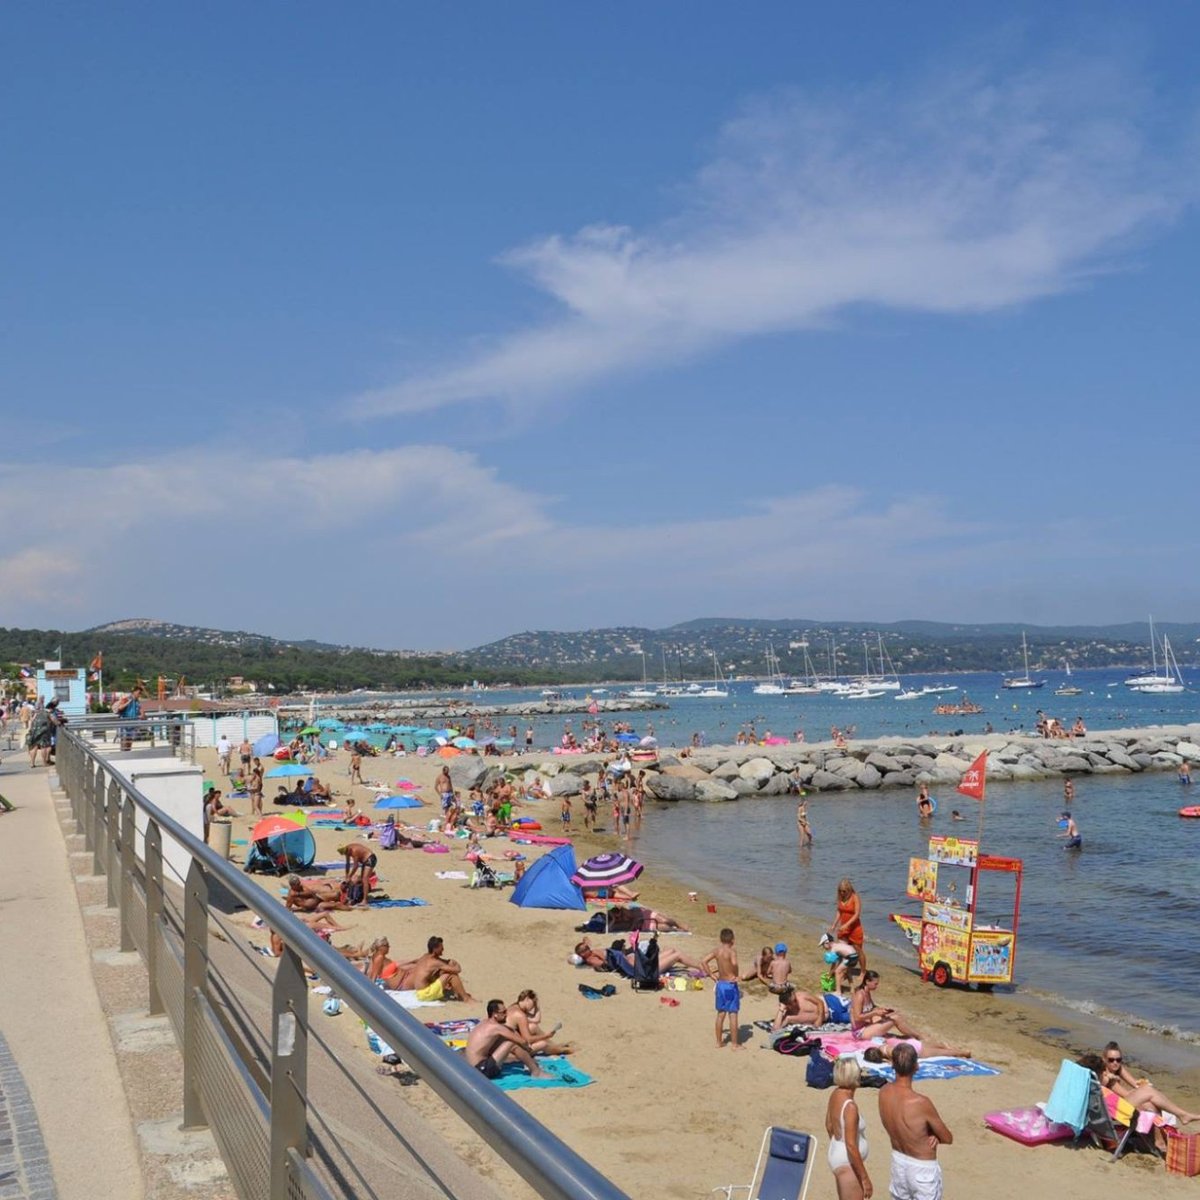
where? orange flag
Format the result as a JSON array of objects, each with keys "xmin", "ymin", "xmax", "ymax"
[
  {"xmin": 956, "ymin": 750, "xmax": 988, "ymax": 802},
  {"xmin": 90, "ymin": 652, "xmax": 103, "ymax": 670}
]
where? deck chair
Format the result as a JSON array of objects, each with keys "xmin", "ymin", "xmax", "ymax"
[
  {"xmin": 713, "ymin": 1127, "xmax": 817, "ymax": 1200},
  {"xmin": 1095, "ymin": 1086, "xmax": 1166, "ymax": 1161},
  {"xmin": 1045, "ymin": 1059, "xmax": 1163, "ymax": 1162}
]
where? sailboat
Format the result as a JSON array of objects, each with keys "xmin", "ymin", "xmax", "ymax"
[
  {"xmin": 1124, "ymin": 618, "xmax": 1181, "ymax": 690},
  {"xmin": 753, "ymin": 644, "xmax": 787, "ymax": 695},
  {"xmin": 1130, "ymin": 635, "xmax": 1185, "ymax": 693},
  {"xmin": 628, "ymin": 651, "xmax": 657, "ymax": 698},
  {"xmin": 695, "ymin": 651, "xmax": 730, "ymax": 698},
  {"xmin": 1055, "ymin": 660, "xmax": 1083, "ymax": 697},
  {"xmin": 1002, "ymin": 631, "xmax": 1045, "ymax": 690},
  {"xmin": 783, "ymin": 640, "xmax": 822, "ymax": 695}
]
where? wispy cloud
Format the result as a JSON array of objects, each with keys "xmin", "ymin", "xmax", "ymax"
[
  {"xmin": 6, "ymin": 444, "xmax": 1182, "ymax": 646},
  {"xmin": 353, "ymin": 56, "xmax": 1189, "ymax": 419}
]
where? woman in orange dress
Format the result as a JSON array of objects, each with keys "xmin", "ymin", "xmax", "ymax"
[{"xmin": 831, "ymin": 878, "xmax": 866, "ymax": 975}]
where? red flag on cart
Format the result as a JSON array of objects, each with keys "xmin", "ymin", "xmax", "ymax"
[{"xmin": 956, "ymin": 750, "xmax": 988, "ymax": 802}]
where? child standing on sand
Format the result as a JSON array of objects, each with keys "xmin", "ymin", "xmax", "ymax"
[
  {"xmin": 560, "ymin": 794, "xmax": 572, "ymax": 832},
  {"xmin": 702, "ymin": 928, "xmax": 742, "ymax": 1050}
]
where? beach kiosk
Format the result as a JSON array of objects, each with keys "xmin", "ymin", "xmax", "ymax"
[{"xmin": 889, "ymin": 835, "xmax": 1023, "ymax": 989}]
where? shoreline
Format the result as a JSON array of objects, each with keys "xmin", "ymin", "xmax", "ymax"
[{"xmin": 203, "ymin": 737, "xmax": 1200, "ymax": 1198}]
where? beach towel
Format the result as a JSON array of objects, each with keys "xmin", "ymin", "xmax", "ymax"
[
  {"xmin": 422, "ymin": 843, "xmax": 450, "ymax": 854},
  {"xmin": 435, "ymin": 871, "xmax": 470, "ymax": 880},
  {"xmin": 1044, "ymin": 1060, "xmax": 1093, "ymax": 1133},
  {"xmin": 425, "ymin": 1018, "xmax": 479, "ymax": 1037},
  {"xmin": 311, "ymin": 820, "xmax": 351, "ymax": 829},
  {"xmin": 864, "ymin": 1057, "xmax": 999, "ymax": 1083},
  {"xmin": 491, "ymin": 1057, "xmax": 593, "ymax": 1091},
  {"xmin": 369, "ymin": 898, "xmax": 428, "ymax": 908}
]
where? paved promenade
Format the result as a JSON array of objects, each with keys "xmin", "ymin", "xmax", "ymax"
[{"xmin": 0, "ymin": 747, "xmax": 144, "ymax": 1200}]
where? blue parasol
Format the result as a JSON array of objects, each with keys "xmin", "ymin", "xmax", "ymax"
[
  {"xmin": 265, "ymin": 763, "xmax": 314, "ymax": 778},
  {"xmin": 374, "ymin": 795, "xmax": 425, "ymax": 810}
]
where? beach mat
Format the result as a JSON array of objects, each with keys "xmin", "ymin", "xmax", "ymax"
[
  {"xmin": 492, "ymin": 1056, "xmax": 593, "ymax": 1091},
  {"xmin": 370, "ymin": 898, "xmax": 428, "ymax": 908},
  {"xmin": 868, "ymin": 1057, "xmax": 999, "ymax": 1082}
]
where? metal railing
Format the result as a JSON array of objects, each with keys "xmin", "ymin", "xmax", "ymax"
[
  {"xmin": 56, "ymin": 725, "xmax": 628, "ymax": 1200},
  {"xmin": 66, "ymin": 713, "xmax": 197, "ymax": 763}
]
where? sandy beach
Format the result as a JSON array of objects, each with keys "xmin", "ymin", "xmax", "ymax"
[{"xmin": 200, "ymin": 741, "xmax": 1200, "ymax": 1199}]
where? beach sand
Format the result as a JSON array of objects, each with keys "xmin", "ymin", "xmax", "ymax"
[{"xmin": 203, "ymin": 743, "xmax": 1200, "ymax": 1199}]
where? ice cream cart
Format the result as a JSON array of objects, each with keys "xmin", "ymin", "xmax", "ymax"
[{"xmin": 889, "ymin": 835, "xmax": 1023, "ymax": 989}]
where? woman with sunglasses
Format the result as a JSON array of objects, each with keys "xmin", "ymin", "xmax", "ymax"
[{"xmin": 1099, "ymin": 1042, "xmax": 1200, "ymax": 1125}]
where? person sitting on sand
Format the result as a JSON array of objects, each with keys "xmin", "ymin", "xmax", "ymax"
[
  {"xmin": 466, "ymin": 1000, "xmax": 546, "ymax": 1079},
  {"xmin": 506, "ymin": 990, "xmax": 575, "ymax": 1056},
  {"xmin": 851, "ymin": 971, "xmax": 921, "ymax": 1040},
  {"xmin": 742, "ymin": 946, "xmax": 775, "ymax": 988},
  {"xmin": 773, "ymin": 984, "xmax": 854, "ymax": 1030},
  {"xmin": 605, "ymin": 905, "xmax": 689, "ymax": 933},
  {"xmin": 384, "ymin": 935, "xmax": 473, "ymax": 1002},
  {"xmin": 366, "ymin": 937, "xmax": 422, "ymax": 985}
]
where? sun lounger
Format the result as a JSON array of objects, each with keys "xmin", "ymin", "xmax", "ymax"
[
  {"xmin": 713, "ymin": 1127, "xmax": 817, "ymax": 1200},
  {"xmin": 1044, "ymin": 1059, "xmax": 1164, "ymax": 1161}
]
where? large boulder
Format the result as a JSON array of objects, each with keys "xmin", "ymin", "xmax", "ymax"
[
  {"xmin": 547, "ymin": 772, "xmax": 584, "ymax": 797},
  {"xmin": 880, "ymin": 768, "xmax": 918, "ymax": 788},
  {"xmin": 663, "ymin": 765, "xmax": 711, "ymax": 782},
  {"xmin": 1176, "ymin": 741, "xmax": 1200, "ymax": 762},
  {"xmin": 1008, "ymin": 762, "xmax": 1050, "ymax": 781},
  {"xmin": 759, "ymin": 773, "xmax": 794, "ymax": 796},
  {"xmin": 1057, "ymin": 755, "xmax": 1093, "ymax": 773},
  {"xmin": 934, "ymin": 752, "xmax": 970, "ymax": 774},
  {"xmin": 730, "ymin": 777, "xmax": 762, "ymax": 796},
  {"xmin": 911, "ymin": 754, "xmax": 936, "ymax": 771},
  {"xmin": 448, "ymin": 759, "xmax": 490, "ymax": 791},
  {"xmin": 856, "ymin": 764, "xmax": 883, "ymax": 790},
  {"xmin": 865, "ymin": 752, "xmax": 903, "ymax": 774},
  {"xmin": 711, "ymin": 760, "xmax": 743, "ymax": 781},
  {"xmin": 645, "ymin": 775, "xmax": 696, "ymax": 802},
  {"xmin": 1102, "ymin": 747, "xmax": 1139, "ymax": 770},
  {"xmin": 738, "ymin": 757, "xmax": 777, "ymax": 785},
  {"xmin": 694, "ymin": 778, "xmax": 739, "ymax": 802},
  {"xmin": 828, "ymin": 757, "xmax": 865, "ymax": 781},
  {"xmin": 809, "ymin": 769, "xmax": 856, "ymax": 791}
]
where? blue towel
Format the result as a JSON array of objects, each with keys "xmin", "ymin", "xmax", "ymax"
[
  {"xmin": 866, "ymin": 1057, "xmax": 1000, "ymax": 1082},
  {"xmin": 369, "ymin": 898, "xmax": 428, "ymax": 908},
  {"xmin": 1044, "ymin": 1059, "xmax": 1092, "ymax": 1132},
  {"xmin": 492, "ymin": 1056, "xmax": 593, "ymax": 1091}
]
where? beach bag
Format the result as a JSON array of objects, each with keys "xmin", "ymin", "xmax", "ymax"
[
  {"xmin": 378, "ymin": 824, "xmax": 399, "ymax": 850},
  {"xmin": 341, "ymin": 881, "xmax": 365, "ymax": 906},
  {"xmin": 631, "ymin": 936, "xmax": 661, "ymax": 991},
  {"xmin": 772, "ymin": 1031, "xmax": 820, "ymax": 1057},
  {"xmin": 1166, "ymin": 1130, "xmax": 1200, "ymax": 1177},
  {"xmin": 805, "ymin": 1052, "xmax": 834, "ymax": 1089}
]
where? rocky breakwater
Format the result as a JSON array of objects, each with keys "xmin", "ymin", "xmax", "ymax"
[{"xmin": 517, "ymin": 726, "xmax": 1200, "ymax": 802}]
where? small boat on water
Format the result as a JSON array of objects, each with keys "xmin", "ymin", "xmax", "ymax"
[
  {"xmin": 1002, "ymin": 632, "xmax": 1044, "ymax": 690},
  {"xmin": 1055, "ymin": 660, "xmax": 1083, "ymax": 697}
]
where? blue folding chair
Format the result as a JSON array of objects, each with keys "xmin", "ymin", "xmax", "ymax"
[{"xmin": 713, "ymin": 1127, "xmax": 817, "ymax": 1200}]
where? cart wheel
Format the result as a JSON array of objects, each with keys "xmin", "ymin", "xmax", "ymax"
[{"xmin": 931, "ymin": 962, "xmax": 952, "ymax": 988}]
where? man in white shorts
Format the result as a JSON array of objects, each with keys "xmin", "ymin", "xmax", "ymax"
[{"xmin": 878, "ymin": 1043, "xmax": 952, "ymax": 1199}]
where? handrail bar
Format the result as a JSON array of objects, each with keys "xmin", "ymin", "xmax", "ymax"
[{"xmin": 60, "ymin": 726, "xmax": 627, "ymax": 1200}]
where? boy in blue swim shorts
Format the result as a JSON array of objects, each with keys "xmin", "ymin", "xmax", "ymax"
[{"xmin": 702, "ymin": 928, "xmax": 742, "ymax": 1049}]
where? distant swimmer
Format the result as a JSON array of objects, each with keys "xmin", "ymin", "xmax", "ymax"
[
  {"xmin": 916, "ymin": 784, "xmax": 933, "ymax": 819},
  {"xmin": 1058, "ymin": 811, "xmax": 1081, "ymax": 851},
  {"xmin": 1181, "ymin": 762, "xmax": 1192, "ymax": 786},
  {"xmin": 950, "ymin": 809, "xmax": 965, "ymax": 822}
]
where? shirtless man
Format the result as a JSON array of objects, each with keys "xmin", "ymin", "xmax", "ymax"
[
  {"xmin": 337, "ymin": 842, "xmax": 376, "ymax": 907},
  {"xmin": 506, "ymin": 990, "xmax": 574, "ymax": 1056},
  {"xmin": 435, "ymin": 766, "xmax": 453, "ymax": 811},
  {"xmin": 465, "ymin": 1000, "xmax": 545, "ymax": 1079},
  {"xmin": 879, "ymin": 1043, "xmax": 953, "ymax": 1200},
  {"xmin": 702, "ymin": 928, "xmax": 742, "ymax": 1050},
  {"xmin": 387, "ymin": 936, "xmax": 473, "ymax": 1002},
  {"xmin": 772, "ymin": 984, "xmax": 853, "ymax": 1030}
]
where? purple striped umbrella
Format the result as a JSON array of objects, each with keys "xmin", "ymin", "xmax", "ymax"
[{"xmin": 571, "ymin": 853, "xmax": 644, "ymax": 889}]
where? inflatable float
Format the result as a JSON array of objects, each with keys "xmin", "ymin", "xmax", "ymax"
[
  {"xmin": 1179, "ymin": 806, "xmax": 1200, "ymax": 818},
  {"xmin": 511, "ymin": 818, "xmax": 542, "ymax": 830}
]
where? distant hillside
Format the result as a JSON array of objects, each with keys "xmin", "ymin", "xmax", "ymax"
[{"xmin": 2, "ymin": 616, "xmax": 1196, "ymax": 693}]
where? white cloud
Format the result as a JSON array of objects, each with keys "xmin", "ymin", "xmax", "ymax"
[{"xmin": 353, "ymin": 57, "xmax": 1189, "ymax": 419}]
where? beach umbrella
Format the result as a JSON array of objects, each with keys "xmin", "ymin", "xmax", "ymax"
[
  {"xmin": 394, "ymin": 725, "xmax": 417, "ymax": 734},
  {"xmin": 452, "ymin": 736, "xmax": 477, "ymax": 750},
  {"xmin": 251, "ymin": 814, "xmax": 308, "ymax": 840},
  {"xmin": 298, "ymin": 725, "xmax": 321, "ymax": 736},
  {"xmin": 374, "ymin": 794, "xmax": 424, "ymax": 810},
  {"xmin": 394, "ymin": 779, "xmax": 420, "ymax": 791},
  {"xmin": 639, "ymin": 736, "xmax": 658, "ymax": 748},
  {"xmin": 614, "ymin": 732, "xmax": 640, "ymax": 743},
  {"xmin": 571, "ymin": 852, "xmax": 645, "ymax": 889},
  {"xmin": 266, "ymin": 763, "xmax": 314, "ymax": 778},
  {"xmin": 436, "ymin": 746, "xmax": 461, "ymax": 758}
]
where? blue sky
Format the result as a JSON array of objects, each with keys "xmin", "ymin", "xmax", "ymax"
[{"xmin": 3, "ymin": 4, "xmax": 1199, "ymax": 649}]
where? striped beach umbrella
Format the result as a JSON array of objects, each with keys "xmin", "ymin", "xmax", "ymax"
[{"xmin": 571, "ymin": 852, "xmax": 644, "ymax": 889}]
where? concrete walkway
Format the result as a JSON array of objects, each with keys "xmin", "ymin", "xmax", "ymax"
[{"xmin": 0, "ymin": 752, "xmax": 144, "ymax": 1200}]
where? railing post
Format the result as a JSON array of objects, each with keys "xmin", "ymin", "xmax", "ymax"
[
  {"xmin": 145, "ymin": 821, "xmax": 165, "ymax": 1016},
  {"xmin": 182, "ymin": 858, "xmax": 209, "ymax": 1130},
  {"xmin": 91, "ymin": 763, "xmax": 106, "ymax": 876},
  {"xmin": 82, "ymin": 758, "xmax": 95, "ymax": 850},
  {"xmin": 106, "ymin": 780, "xmax": 120, "ymax": 908},
  {"xmin": 119, "ymin": 794, "xmax": 135, "ymax": 952},
  {"xmin": 270, "ymin": 946, "xmax": 309, "ymax": 1200}
]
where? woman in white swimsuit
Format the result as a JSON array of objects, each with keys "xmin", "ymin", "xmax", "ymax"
[{"xmin": 825, "ymin": 1057, "xmax": 872, "ymax": 1199}]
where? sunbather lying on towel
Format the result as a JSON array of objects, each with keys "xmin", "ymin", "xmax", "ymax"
[
  {"xmin": 285, "ymin": 875, "xmax": 356, "ymax": 913},
  {"xmin": 605, "ymin": 905, "xmax": 689, "ymax": 933},
  {"xmin": 572, "ymin": 937, "xmax": 703, "ymax": 974}
]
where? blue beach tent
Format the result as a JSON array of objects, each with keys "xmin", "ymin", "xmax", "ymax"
[
  {"xmin": 509, "ymin": 844, "xmax": 586, "ymax": 911},
  {"xmin": 253, "ymin": 732, "xmax": 281, "ymax": 757}
]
